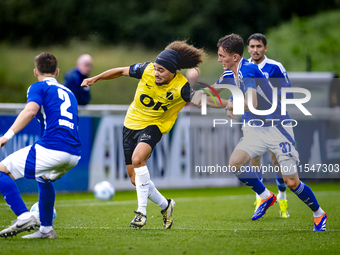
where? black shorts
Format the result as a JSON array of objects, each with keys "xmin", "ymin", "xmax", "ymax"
[{"xmin": 123, "ymin": 125, "xmax": 163, "ymax": 165}]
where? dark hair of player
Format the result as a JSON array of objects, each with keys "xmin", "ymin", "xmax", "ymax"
[
  {"xmin": 35, "ymin": 52, "xmax": 58, "ymax": 74},
  {"xmin": 247, "ymin": 33, "xmax": 267, "ymax": 46},
  {"xmin": 165, "ymin": 40, "xmax": 204, "ymax": 70},
  {"xmin": 217, "ymin": 34, "xmax": 244, "ymax": 56}
]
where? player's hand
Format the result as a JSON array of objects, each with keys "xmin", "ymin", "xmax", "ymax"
[
  {"xmin": 226, "ymin": 109, "xmax": 236, "ymax": 119},
  {"xmin": 225, "ymin": 99, "xmax": 233, "ymax": 111},
  {"xmin": 0, "ymin": 136, "xmax": 9, "ymax": 148},
  {"xmin": 81, "ymin": 78, "xmax": 96, "ymax": 87},
  {"xmin": 191, "ymin": 90, "xmax": 203, "ymax": 108}
]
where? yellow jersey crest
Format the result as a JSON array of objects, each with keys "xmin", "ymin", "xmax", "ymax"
[{"xmin": 124, "ymin": 63, "xmax": 187, "ymax": 134}]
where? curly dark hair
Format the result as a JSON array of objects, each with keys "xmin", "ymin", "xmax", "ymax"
[{"xmin": 165, "ymin": 40, "xmax": 204, "ymax": 70}]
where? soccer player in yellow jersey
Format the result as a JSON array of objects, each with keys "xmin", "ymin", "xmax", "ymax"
[{"xmin": 82, "ymin": 41, "xmax": 204, "ymax": 229}]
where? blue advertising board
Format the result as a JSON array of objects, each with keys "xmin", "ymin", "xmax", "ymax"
[{"xmin": 1, "ymin": 111, "xmax": 339, "ymax": 193}]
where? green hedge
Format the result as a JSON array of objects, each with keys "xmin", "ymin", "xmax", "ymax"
[
  {"xmin": 266, "ymin": 10, "xmax": 340, "ymax": 72},
  {"xmin": 1, "ymin": 10, "xmax": 340, "ymax": 104}
]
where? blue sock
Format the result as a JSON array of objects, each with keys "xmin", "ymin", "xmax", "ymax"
[
  {"xmin": 291, "ymin": 181, "xmax": 319, "ymax": 212},
  {"xmin": 275, "ymin": 172, "xmax": 287, "ymax": 192},
  {"xmin": 255, "ymin": 166, "xmax": 263, "ymax": 183},
  {"xmin": 235, "ymin": 165, "xmax": 266, "ymax": 195},
  {"xmin": 0, "ymin": 172, "xmax": 28, "ymax": 216},
  {"xmin": 38, "ymin": 180, "xmax": 55, "ymax": 226}
]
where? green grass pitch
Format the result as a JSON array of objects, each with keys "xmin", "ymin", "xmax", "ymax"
[{"xmin": 1, "ymin": 182, "xmax": 339, "ymax": 255}]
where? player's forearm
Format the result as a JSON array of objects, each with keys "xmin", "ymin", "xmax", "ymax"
[
  {"xmin": 206, "ymin": 97, "xmax": 228, "ymax": 108},
  {"xmin": 214, "ymin": 87, "xmax": 224, "ymax": 94},
  {"xmin": 203, "ymin": 84, "xmax": 224, "ymax": 95},
  {"xmin": 8, "ymin": 106, "xmax": 37, "ymax": 134},
  {"xmin": 92, "ymin": 67, "xmax": 129, "ymax": 82}
]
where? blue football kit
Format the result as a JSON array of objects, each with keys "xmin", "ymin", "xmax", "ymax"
[
  {"xmin": 27, "ymin": 77, "xmax": 81, "ymax": 156},
  {"xmin": 214, "ymin": 58, "xmax": 324, "ymax": 226},
  {"xmin": 250, "ymin": 55, "xmax": 291, "ymax": 97},
  {"xmin": 0, "ymin": 77, "xmax": 82, "ymax": 234}
]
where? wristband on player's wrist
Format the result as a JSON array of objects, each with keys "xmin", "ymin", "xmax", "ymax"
[{"xmin": 4, "ymin": 129, "xmax": 15, "ymax": 140}]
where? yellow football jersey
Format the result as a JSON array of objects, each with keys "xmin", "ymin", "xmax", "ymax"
[{"xmin": 124, "ymin": 63, "xmax": 188, "ymax": 134}]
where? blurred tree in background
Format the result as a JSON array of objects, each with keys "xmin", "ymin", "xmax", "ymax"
[
  {"xmin": 1, "ymin": 1, "xmax": 340, "ymax": 104},
  {"xmin": 1, "ymin": 0, "xmax": 339, "ymax": 50}
]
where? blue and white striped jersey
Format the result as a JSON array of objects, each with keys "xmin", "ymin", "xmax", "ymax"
[
  {"xmin": 249, "ymin": 55, "xmax": 292, "ymax": 99},
  {"xmin": 27, "ymin": 77, "xmax": 81, "ymax": 155},
  {"xmin": 216, "ymin": 58, "xmax": 291, "ymax": 126}
]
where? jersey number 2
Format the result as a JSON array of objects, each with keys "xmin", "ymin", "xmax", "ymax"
[{"xmin": 58, "ymin": 89, "xmax": 73, "ymax": 119}]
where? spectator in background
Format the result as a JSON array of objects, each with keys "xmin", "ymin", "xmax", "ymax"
[{"xmin": 64, "ymin": 54, "xmax": 93, "ymax": 105}]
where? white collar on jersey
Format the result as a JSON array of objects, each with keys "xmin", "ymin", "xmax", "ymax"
[
  {"xmin": 234, "ymin": 58, "xmax": 245, "ymax": 89},
  {"xmin": 248, "ymin": 55, "xmax": 268, "ymax": 70},
  {"xmin": 43, "ymin": 77, "xmax": 57, "ymax": 81},
  {"xmin": 236, "ymin": 57, "xmax": 247, "ymax": 75}
]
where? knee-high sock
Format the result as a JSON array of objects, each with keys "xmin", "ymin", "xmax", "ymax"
[
  {"xmin": 291, "ymin": 181, "xmax": 320, "ymax": 212},
  {"xmin": 148, "ymin": 180, "xmax": 168, "ymax": 210},
  {"xmin": 255, "ymin": 166, "xmax": 263, "ymax": 183},
  {"xmin": 275, "ymin": 172, "xmax": 287, "ymax": 200},
  {"xmin": 275, "ymin": 172, "xmax": 287, "ymax": 192},
  {"xmin": 0, "ymin": 172, "xmax": 28, "ymax": 216},
  {"xmin": 254, "ymin": 166, "xmax": 263, "ymax": 200},
  {"xmin": 134, "ymin": 166, "xmax": 150, "ymax": 215},
  {"xmin": 234, "ymin": 165, "xmax": 270, "ymax": 199},
  {"xmin": 37, "ymin": 180, "xmax": 55, "ymax": 227}
]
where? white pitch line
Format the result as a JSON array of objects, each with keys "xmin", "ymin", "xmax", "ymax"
[
  {"xmin": 0, "ymin": 194, "xmax": 255, "ymax": 208},
  {"xmin": 1, "ymin": 225, "xmax": 336, "ymax": 232},
  {"xmin": 0, "ymin": 190, "xmax": 339, "ymax": 209}
]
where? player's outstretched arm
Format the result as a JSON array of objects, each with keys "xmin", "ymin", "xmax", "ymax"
[
  {"xmin": 206, "ymin": 96, "xmax": 228, "ymax": 108},
  {"xmin": 225, "ymin": 99, "xmax": 236, "ymax": 119},
  {"xmin": 81, "ymin": 67, "xmax": 130, "ymax": 87},
  {"xmin": 191, "ymin": 90, "xmax": 203, "ymax": 108},
  {"xmin": 191, "ymin": 84, "xmax": 227, "ymax": 108},
  {"xmin": 191, "ymin": 83, "xmax": 225, "ymax": 108},
  {"xmin": 225, "ymin": 99, "xmax": 233, "ymax": 111},
  {"xmin": 0, "ymin": 102, "xmax": 40, "ymax": 148},
  {"xmin": 224, "ymin": 99, "xmax": 237, "ymax": 119}
]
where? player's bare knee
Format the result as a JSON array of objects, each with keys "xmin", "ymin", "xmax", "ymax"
[
  {"xmin": 131, "ymin": 155, "xmax": 146, "ymax": 168},
  {"xmin": 284, "ymin": 178, "xmax": 299, "ymax": 190},
  {"xmin": 0, "ymin": 163, "xmax": 14, "ymax": 180},
  {"xmin": 229, "ymin": 158, "xmax": 242, "ymax": 170}
]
